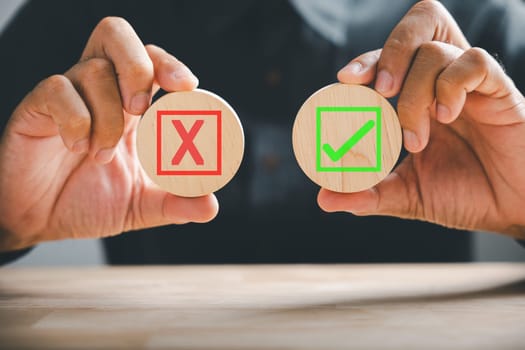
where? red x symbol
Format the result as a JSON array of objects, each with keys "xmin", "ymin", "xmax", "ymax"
[
  {"xmin": 157, "ymin": 110, "xmax": 221, "ymax": 176},
  {"xmin": 171, "ymin": 119, "xmax": 204, "ymax": 165}
]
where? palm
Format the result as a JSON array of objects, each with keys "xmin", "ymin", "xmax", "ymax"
[
  {"xmin": 1, "ymin": 112, "xmax": 149, "ymax": 241},
  {"xmin": 395, "ymin": 120, "xmax": 494, "ymax": 230},
  {"xmin": 392, "ymin": 94, "xmax": 525, "ymax": 233},
  {"xmin": 51, "ymin": 115, "xmax": 144, "ymax": 237}
]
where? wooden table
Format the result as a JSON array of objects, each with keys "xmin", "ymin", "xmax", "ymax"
[{"xmin": 1, "ymin": 264, "xmax": 525, "ymax": 349}]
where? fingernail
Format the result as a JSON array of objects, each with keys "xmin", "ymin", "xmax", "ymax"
[
  {"xmin": 340, "ymin": 61, "xmax": 363, "ymax": 75},
  {"xmin": 72, "ymin": 139, "xmax": 89, "ymax": 154},
  {"xmin": 375, "ymin": 70, "xmax": 393, "ymax": 94},
  {"xmin": 130, "ymin": 92, "xmax": 150, "ymax": 115},
  {"xmin": 173, "ymin": 66, "xmax": 199, "ymax": 86},
  {"xmin": 95, "ymin": 148, "xmax": 115, "ymax": 164},
  {"xmin": 403, "ymin": 129, "xmax": 420, "ymax": 151},
  {"xmin": 436, "ymin": 104, "xmax": 450, "ymax": 123}
]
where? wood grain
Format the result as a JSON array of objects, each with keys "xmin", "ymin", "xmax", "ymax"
[
  {"xmin": 293, "ymin": 83, "xmax": 402, "ymax": 193},
  {"xmin": 1, "ymin": 264, "xmax": 525, "ymax": 349},
  {"xmin": 137, "ymin": 89, "xmax": 244, "ymax": 197}
]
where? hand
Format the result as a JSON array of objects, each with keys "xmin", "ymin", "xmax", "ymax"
[
  {"xmin": 0, "ymin": 17, "xmax": 218, "ymax": 251},
  {"xmin": 318, "ymin": 1, "xmax": 525, "ymax": 239}
]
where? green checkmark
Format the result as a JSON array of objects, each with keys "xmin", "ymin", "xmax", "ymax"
[
  {"xmin": 316, "ymin": 106, "xmax": 382, "ymax": 172},
  {"xmin": 322, "ymin": 119, "xmax": 376, "ymax": 162}
]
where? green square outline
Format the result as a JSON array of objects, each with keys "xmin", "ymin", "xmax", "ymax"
[{"xmin": 316, "ymin": 106, "xmax": 382, "ymax": 172}]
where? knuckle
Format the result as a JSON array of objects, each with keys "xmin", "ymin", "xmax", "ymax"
[
  {"xmin": 408, "ymin": 0, "xmax": 448, "ymax": 32},
  {"xmin": 383, "ymin": 34, "xmax": 412, "ymax": 57},
  {"xmin": 96, "ymin": 16, "xmax": 131, "ymax": 37},
  {"xmin": 411, "ymin": 0, "xmax": 445, "ymax": 19},
  {"xmin": 418, "ymin": 41, "xmax": 443, "ymax": 56},
  {"xmin": 416, "ymin": 41, "xmax": 451, "ymax": 64},
  {"xmin": 437, "ymin": 72, "xmax": 456, "ymax": 90},
  {"xmin": 465, "ymin": 47, "xmax": 491, "ymax": 66},
  {"xmin": 77, "ymin": 58, "xmax": 114, "ymax": 81},
  {"xmin": 120, "ymin": 60, "xmax": 153, "ymax": 81},
  {"xmin": 40, "ymin": 74, "xmax": 71, "ymax": 95}
]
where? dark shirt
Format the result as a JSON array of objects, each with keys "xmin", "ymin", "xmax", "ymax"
[
  {"xmin": 1, "ymin": 0, "xmax": 524, "ymax": 264},
  {"xmin": 0, "ymin": 247, "xmax": 32, "ymax": 265}
]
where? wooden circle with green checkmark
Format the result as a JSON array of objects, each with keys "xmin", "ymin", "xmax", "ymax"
[{"xmin": 292, "ymin": 83, "xmax": 402, "ymax": 193}]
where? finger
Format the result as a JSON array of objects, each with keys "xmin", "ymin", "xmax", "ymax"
[
  {"xmin": 397, "ymin": 41, "xmax": 463, "ymax": 152},
  {"xmin": 376, "ymin": 0, "xmax": 470, "ymax": 97},
  {"xmin": 65, "ymin": 58, "xmax": 124, "ymax": 164},
  {"xmin": 436, "ymin": 47, "xmax": 522, "ymax": 125},
  {"xmin": 21, "ymin": 75, "xmax": 91, "ymax": 154},
  {"xmin": 81, "ymin": 17, "xmax": 154, "ymax": 115},
  {"xmin": 337, "ymin": 49, "xmax": 381, "ymax": 85},
  {"xmin": 145, "ymin": 44, "xmax": 199, "ymax": 96},
  {"xmin": 138, "ymin": 181, "xmax": 219, "ymax": 227}
]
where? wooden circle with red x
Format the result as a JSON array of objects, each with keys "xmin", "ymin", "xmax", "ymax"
[{"xmin": 136, "ymin": 89, "xmax": 244, "ymax": 197}]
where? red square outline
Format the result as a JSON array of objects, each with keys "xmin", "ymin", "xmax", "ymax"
[{"xmin": 156, "ymin": 110, "xmax": 222, "ymax": 175}]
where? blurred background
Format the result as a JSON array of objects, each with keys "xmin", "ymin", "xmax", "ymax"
[{"xmin": 3, "ymin": 0, "xmax": 525, "ymax": 266}]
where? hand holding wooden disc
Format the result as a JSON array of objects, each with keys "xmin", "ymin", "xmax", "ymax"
[
  {"xmin": 292, "ymin": 83, "xmax": 402, "ymax": 193},
  {"xmin": 136, "ymin": 89, "xmax": 244, "ymax": 197}
]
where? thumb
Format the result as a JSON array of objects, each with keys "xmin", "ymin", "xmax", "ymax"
[
  {"xmin": 317, "ymin": 167, "xmax": 418, "ymax": 220},
  {"xmin": 137, "ymin": 179, "xmax": 219, "ymax": 229}
]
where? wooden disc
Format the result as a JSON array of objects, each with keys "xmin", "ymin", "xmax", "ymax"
[
  {"xmin": 292, "ymin": 83, "xmax": 402, "ymax": 193},
  {"xmin": 136, "ymin": 89, "xmax": 244, "ymax": 197}
]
